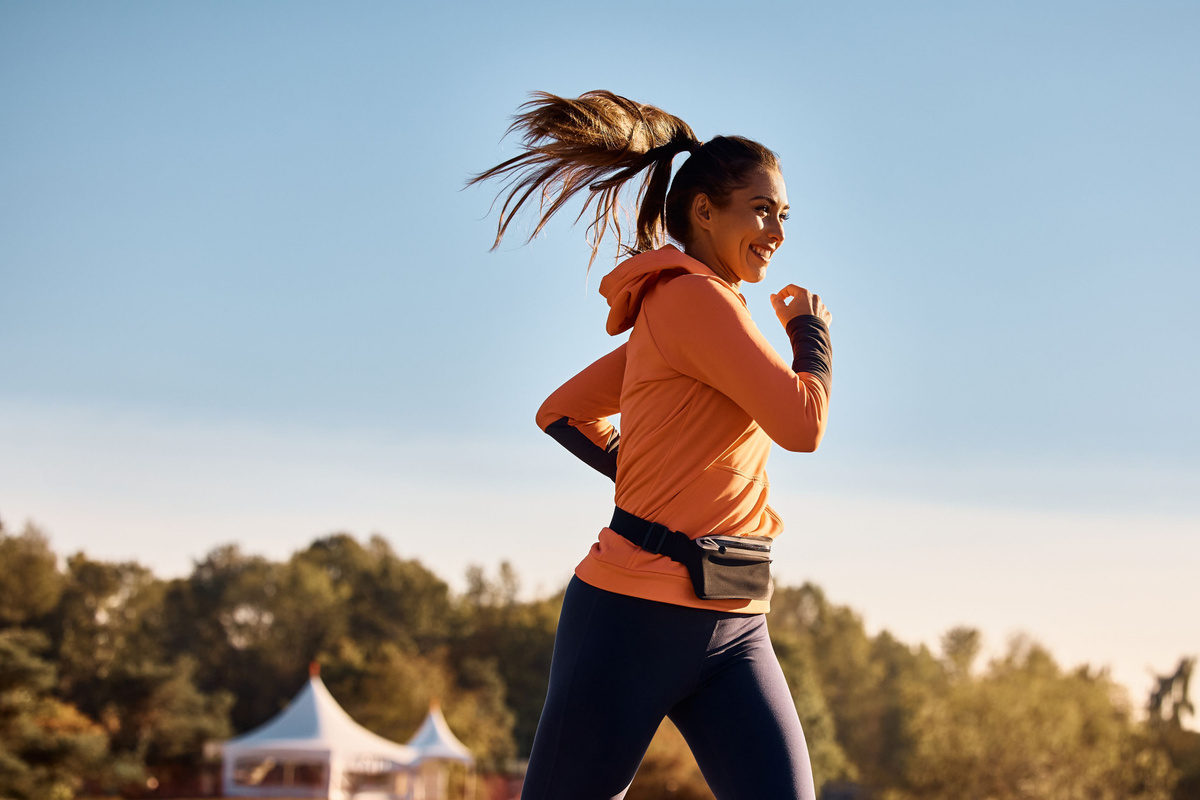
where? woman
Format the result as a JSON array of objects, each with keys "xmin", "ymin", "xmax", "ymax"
[{"xmin": 472, "ymin": 91, "xmax": 832, "ymax": 800}]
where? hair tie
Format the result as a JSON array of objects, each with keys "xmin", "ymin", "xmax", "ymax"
[{"xmin": 644, "ymin": 139, "xmax": 694, "ymax": 164}]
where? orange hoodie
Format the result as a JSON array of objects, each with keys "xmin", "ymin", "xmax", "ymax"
[{"xmin": 536, "ymin": 246, "xmax": 831, "ymax": 613}]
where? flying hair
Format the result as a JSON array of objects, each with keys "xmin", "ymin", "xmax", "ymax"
[
  {"xmin": 468, "ymin": 90, "xmax": 699, "ymax": 267},
  {"xmin": 470, "ymin": 91, "xmax": 781, "ymax": 269}
]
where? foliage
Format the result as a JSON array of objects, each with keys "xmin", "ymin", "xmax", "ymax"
[
  {"xmin": 771, "ymin": 629, "xmax": 854, "ymax": 794},
  {"xmin": 883, "ymin": 635, "xmax": 1176, "ymax": 800},
  {"xmin": 1149, "ymin": 663, "xmax": 1200, "ymax": 800},
  {"xmin": 0, "ymin": 629, "xmax": 107, "ymax": 800},
  {"xmin": 626, "ymin": 718, "xmax": 714, "ymax": 800},
  {"xmin": 0, "ymin": 522, "xmax": 63, "ymax": 627},
  {"xmin": 0, "ymin": 516, "xmax": 1191, "ymax": 799},
  {"xmin": 451, "ymin": 563, "xmax": 560, "ymax": 758},
  {"xmin": 769, "ymin": 583, "xmax": 897, "ymax": 787}
]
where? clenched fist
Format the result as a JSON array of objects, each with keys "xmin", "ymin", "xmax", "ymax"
[{"xmin": 770, "ymin": 284, "xmax": 832, "ymax": 328}]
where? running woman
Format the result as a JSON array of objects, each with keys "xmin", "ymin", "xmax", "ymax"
[{"xmin": 471, "ymin": 90, "xmax": 833, "ymax": 800}]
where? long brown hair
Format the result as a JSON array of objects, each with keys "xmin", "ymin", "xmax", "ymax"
[{"xmin": 469, "ymin": 90, "xmax": 779, "ymax": 266}]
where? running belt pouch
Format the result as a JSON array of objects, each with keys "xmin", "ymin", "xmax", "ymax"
[
  {"xmin": 609, "ymin": 508, "xmax": 773, "ymax": 601},
  {"xmin": 685, "ymin": 535, "xmax": 774, "ymax": 601}
]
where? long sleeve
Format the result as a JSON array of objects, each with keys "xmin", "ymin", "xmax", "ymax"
[
  {"xmin": 644, "ymin": 275, "xmax": 831, "ymax": 452},
  {"xmin": 535, "ymin": 344, "xmax": 626, "ymax": 480}
]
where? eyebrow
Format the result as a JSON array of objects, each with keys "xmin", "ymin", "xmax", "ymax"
[{"xmin": 751, "ymin": 195, "xmax": 790, "ymax": 209}]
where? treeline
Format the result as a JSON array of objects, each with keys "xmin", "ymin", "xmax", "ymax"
[{"xmin": 1, "ymin": 518, "xmax": 1197, "ymax": 800}]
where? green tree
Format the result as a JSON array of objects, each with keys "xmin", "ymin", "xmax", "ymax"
[
  {"xmin": 941, "ymin": 626, "xmax": 982, "ymax": 680},
  {"xmin": 161, "ymin": 544, "xmax": 292, "ymax": 731},
  {"xmin": 868, "ymin": 630, "xmax": 943, "ymax": 786},
  {"xmin": 1148, "ymin": 657, "xmax": 1200, "ymax": 800},
  {"xmin": 769, "ymin": 583, "xmax": 891, "ymax": 785},
  {"xmin": 451, "ymin": 563, "xmax": 560, "ymax": 758},
  {"xmin": 47, "ymin": 553, "xmax": 232, "ymax": 789},
  {"xmin": 771, "ymin": 630, "xmax": 854, "ymax": 793},
  {"xmin": 885, "ymin": 634, "xmax": 1176, "ymax": 800},
  {"xmin": 321, "ymin": 641, "xmax": 516, "ymax": 771},
  {"xmin": 296, "ymin": 534, "xmax": 453, "ymax": 653},
  {"xmin": 0, "ymin": 521, "xmax": 63, "ymax": 627},
  {"xmin": 626, "ymin": 719, "xmax": 715, "ymax": 800},
  {"xmin": 0, "ymin": 629, "xmax": 107, "ymax": 800}
]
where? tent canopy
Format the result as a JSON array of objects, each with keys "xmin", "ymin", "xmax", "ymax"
[
  {"xmin": 223, "ymin": 674, "xmax": 417, "ymax": 768},
  {"xmin": 406, "ymin": 700, "xmax": 473, "ymax": 764}
]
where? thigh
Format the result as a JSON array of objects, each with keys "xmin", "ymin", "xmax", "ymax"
[
  {"xmin": 521, "ymin": 578, "xmax": 712, "ymax": 800},
  {"xmin": 668, "ymin": 616, "xmax": 816, "ymax": 800}
]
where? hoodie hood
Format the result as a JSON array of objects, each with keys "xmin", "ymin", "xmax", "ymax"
[{"xmin": 599, "ymin": 245, "xmax": 721, "ymax": 335}]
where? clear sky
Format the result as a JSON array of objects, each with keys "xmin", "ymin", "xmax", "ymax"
[{"xmin": 2, "ymin": 1, "xmax": 1197, "ymax": 716}]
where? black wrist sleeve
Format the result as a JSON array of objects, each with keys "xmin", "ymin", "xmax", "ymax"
[
  {"xmin": 785, "ymin": 315, "xmax": 832, "ymax": 396},
  {"xmin": 543, "ymin": 418, "xmax": 620, "ymax": 482}
]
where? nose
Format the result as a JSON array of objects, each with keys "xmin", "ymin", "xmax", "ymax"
[{"xmin": 767, "ymin": 215, "xmax": 785, "ymax": 246}]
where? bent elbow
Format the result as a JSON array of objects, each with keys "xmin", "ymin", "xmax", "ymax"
[
  {"xmin": 782, "ymin": 432, "xmax": 822, "ymax": 453},
  {"xmin": 534, "ymin": 400, "xmax": 558, "ymax": 433},
  {"xmin": 776, "ymin": 419, "xmax": 826, "ymax": 453}
]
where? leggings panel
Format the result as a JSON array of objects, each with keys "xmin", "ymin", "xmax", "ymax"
[{"xmin": 520, "ymin": 577, "xmax": 815, "ymax": 800}]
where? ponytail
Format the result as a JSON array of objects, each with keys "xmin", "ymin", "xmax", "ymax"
[{"xmin": 468, "ymin": 90, "xmax": 699, "ymax": 266}]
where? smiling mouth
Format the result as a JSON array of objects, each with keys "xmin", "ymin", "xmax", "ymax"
[{"xmin": 750, "ymin": 245, "xmax": 773, "ymax": 262}]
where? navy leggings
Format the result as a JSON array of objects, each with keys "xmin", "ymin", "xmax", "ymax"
[{"xmin": 521, "ymin": 577, "xmax": 816, "ymax": 800}]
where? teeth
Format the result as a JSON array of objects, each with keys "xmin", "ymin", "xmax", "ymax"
[{"xmin": 751, "ymin": 245, "xmax": 771, "ymax": 260}]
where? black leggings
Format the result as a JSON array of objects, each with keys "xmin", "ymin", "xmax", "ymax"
[{"xmin": 521, "ymin": 577, "xmax": 816, "ymax": 800}]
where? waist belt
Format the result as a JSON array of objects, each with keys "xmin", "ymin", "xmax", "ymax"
[
  {"xmin": 609, "ymin": 506, "xmax": 697, "ymax": 564},
  {"xmin": 607, "ymin": 507, "xmax": 774, "ymax": 602}
]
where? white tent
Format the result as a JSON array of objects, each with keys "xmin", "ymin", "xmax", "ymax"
[
  {"xmin": 406, "ymin": 700, "xmax": 472, "ymax": 764},
  {"xmin": 406, "ymin": 700, "xmax": 476, "ymax": 800},
  {"xmin": 220, "ymin": 666, "xmax": 473, "ymax": 800}
]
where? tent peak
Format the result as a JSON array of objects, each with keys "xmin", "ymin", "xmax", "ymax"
[{"xmin": 407, "ymin": 702, "xmax": 473, "ymax": 764}]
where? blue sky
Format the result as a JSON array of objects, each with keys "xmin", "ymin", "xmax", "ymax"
[{"xmin": 2, "ymin": 1, "xmax": 1197, "ymax": 713}]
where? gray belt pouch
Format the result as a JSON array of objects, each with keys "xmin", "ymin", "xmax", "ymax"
[
  {"xmin": 685, "ymin": 535, "xmax": 774, "ymax": 601},
  {"xmin": 609, "ymin": 507, "xmax": 774, "ymax": 601}
]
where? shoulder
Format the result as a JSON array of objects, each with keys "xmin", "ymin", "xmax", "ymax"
[{"xmin": 645, "ymin": 273, "xmax": 748, "ymax": 321}]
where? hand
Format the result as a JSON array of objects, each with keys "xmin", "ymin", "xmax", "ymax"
[{"xmin": 771, "ymin": 284, "xmax": 832, "ymax": 328}]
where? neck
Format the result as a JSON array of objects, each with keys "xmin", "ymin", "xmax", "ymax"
[{"xmin": 683, "ymin": 240, "xmax": 739, "ymax": 287}]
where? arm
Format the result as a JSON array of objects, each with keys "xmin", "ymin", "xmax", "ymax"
[
  {"xmin": 535, "ymin": 344, "xmax": 626, "ymax": 481},
  {"xmin": 647, "ymin": 275, "xmax": 832, "ymax": 452}
]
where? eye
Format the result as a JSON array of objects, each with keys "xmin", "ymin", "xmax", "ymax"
[
  {"xmin": 780, "ymin": 212, "xmax": 790, "ymax": 221},
  {"xmin": 755, "ymin": 205, "xmax": 771, "ymax": 214}
]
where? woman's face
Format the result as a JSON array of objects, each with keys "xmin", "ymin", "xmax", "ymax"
[{"xmin": 692, "ymin": 167, "xmax": 789, "ymax": 286}]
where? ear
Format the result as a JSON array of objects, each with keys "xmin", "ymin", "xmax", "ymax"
[{"xmin": 691, "ymin": 193, "xmax": 715, "ymax": 233}]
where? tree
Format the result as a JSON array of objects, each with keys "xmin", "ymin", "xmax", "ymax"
[
  {"xmin": 296, "ymin": 534, "xmax": 453, "ymax": 653},
  {"xmin": 161, "ymin": 544, "xmax": 292, "ymax": 732},
  {"xmin": 45, "ymin": 552, "xmax": 233, "ymax": 790},
  {"xmin": 940, "ymin": 626, "xmax": 981, "ymax": 681},
  {"xmin": 320, "ymin": 641, "xmax": 516, "ymax": 772},
  {"xmin": 884, "ymin": 634, "xmax": 1176, "ymax": 800},
  {"xmin": 0, "ymin": 521, "xmax": 63, "ymax": 627},
  {"xmin": 769, "ymin": 583, "xmax": 889, "ymax": 785},
  {"xmin": 1148, "ymin": 657, "xmax": 1200, "ymax": 800},
  {"xmin": 626, "ymin": 719, "xmax": 715, "ymax": 800},
  {"xmin": 0, "ymin": 629, "xmax": 107, "ymax": 800},
  {"xmin": 771, "ymin": 630, "xmax": 854, "ymax": 793},
  {"xmin": 451, "ymin": 563, "xmax": 560, "ymax": 759}
]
